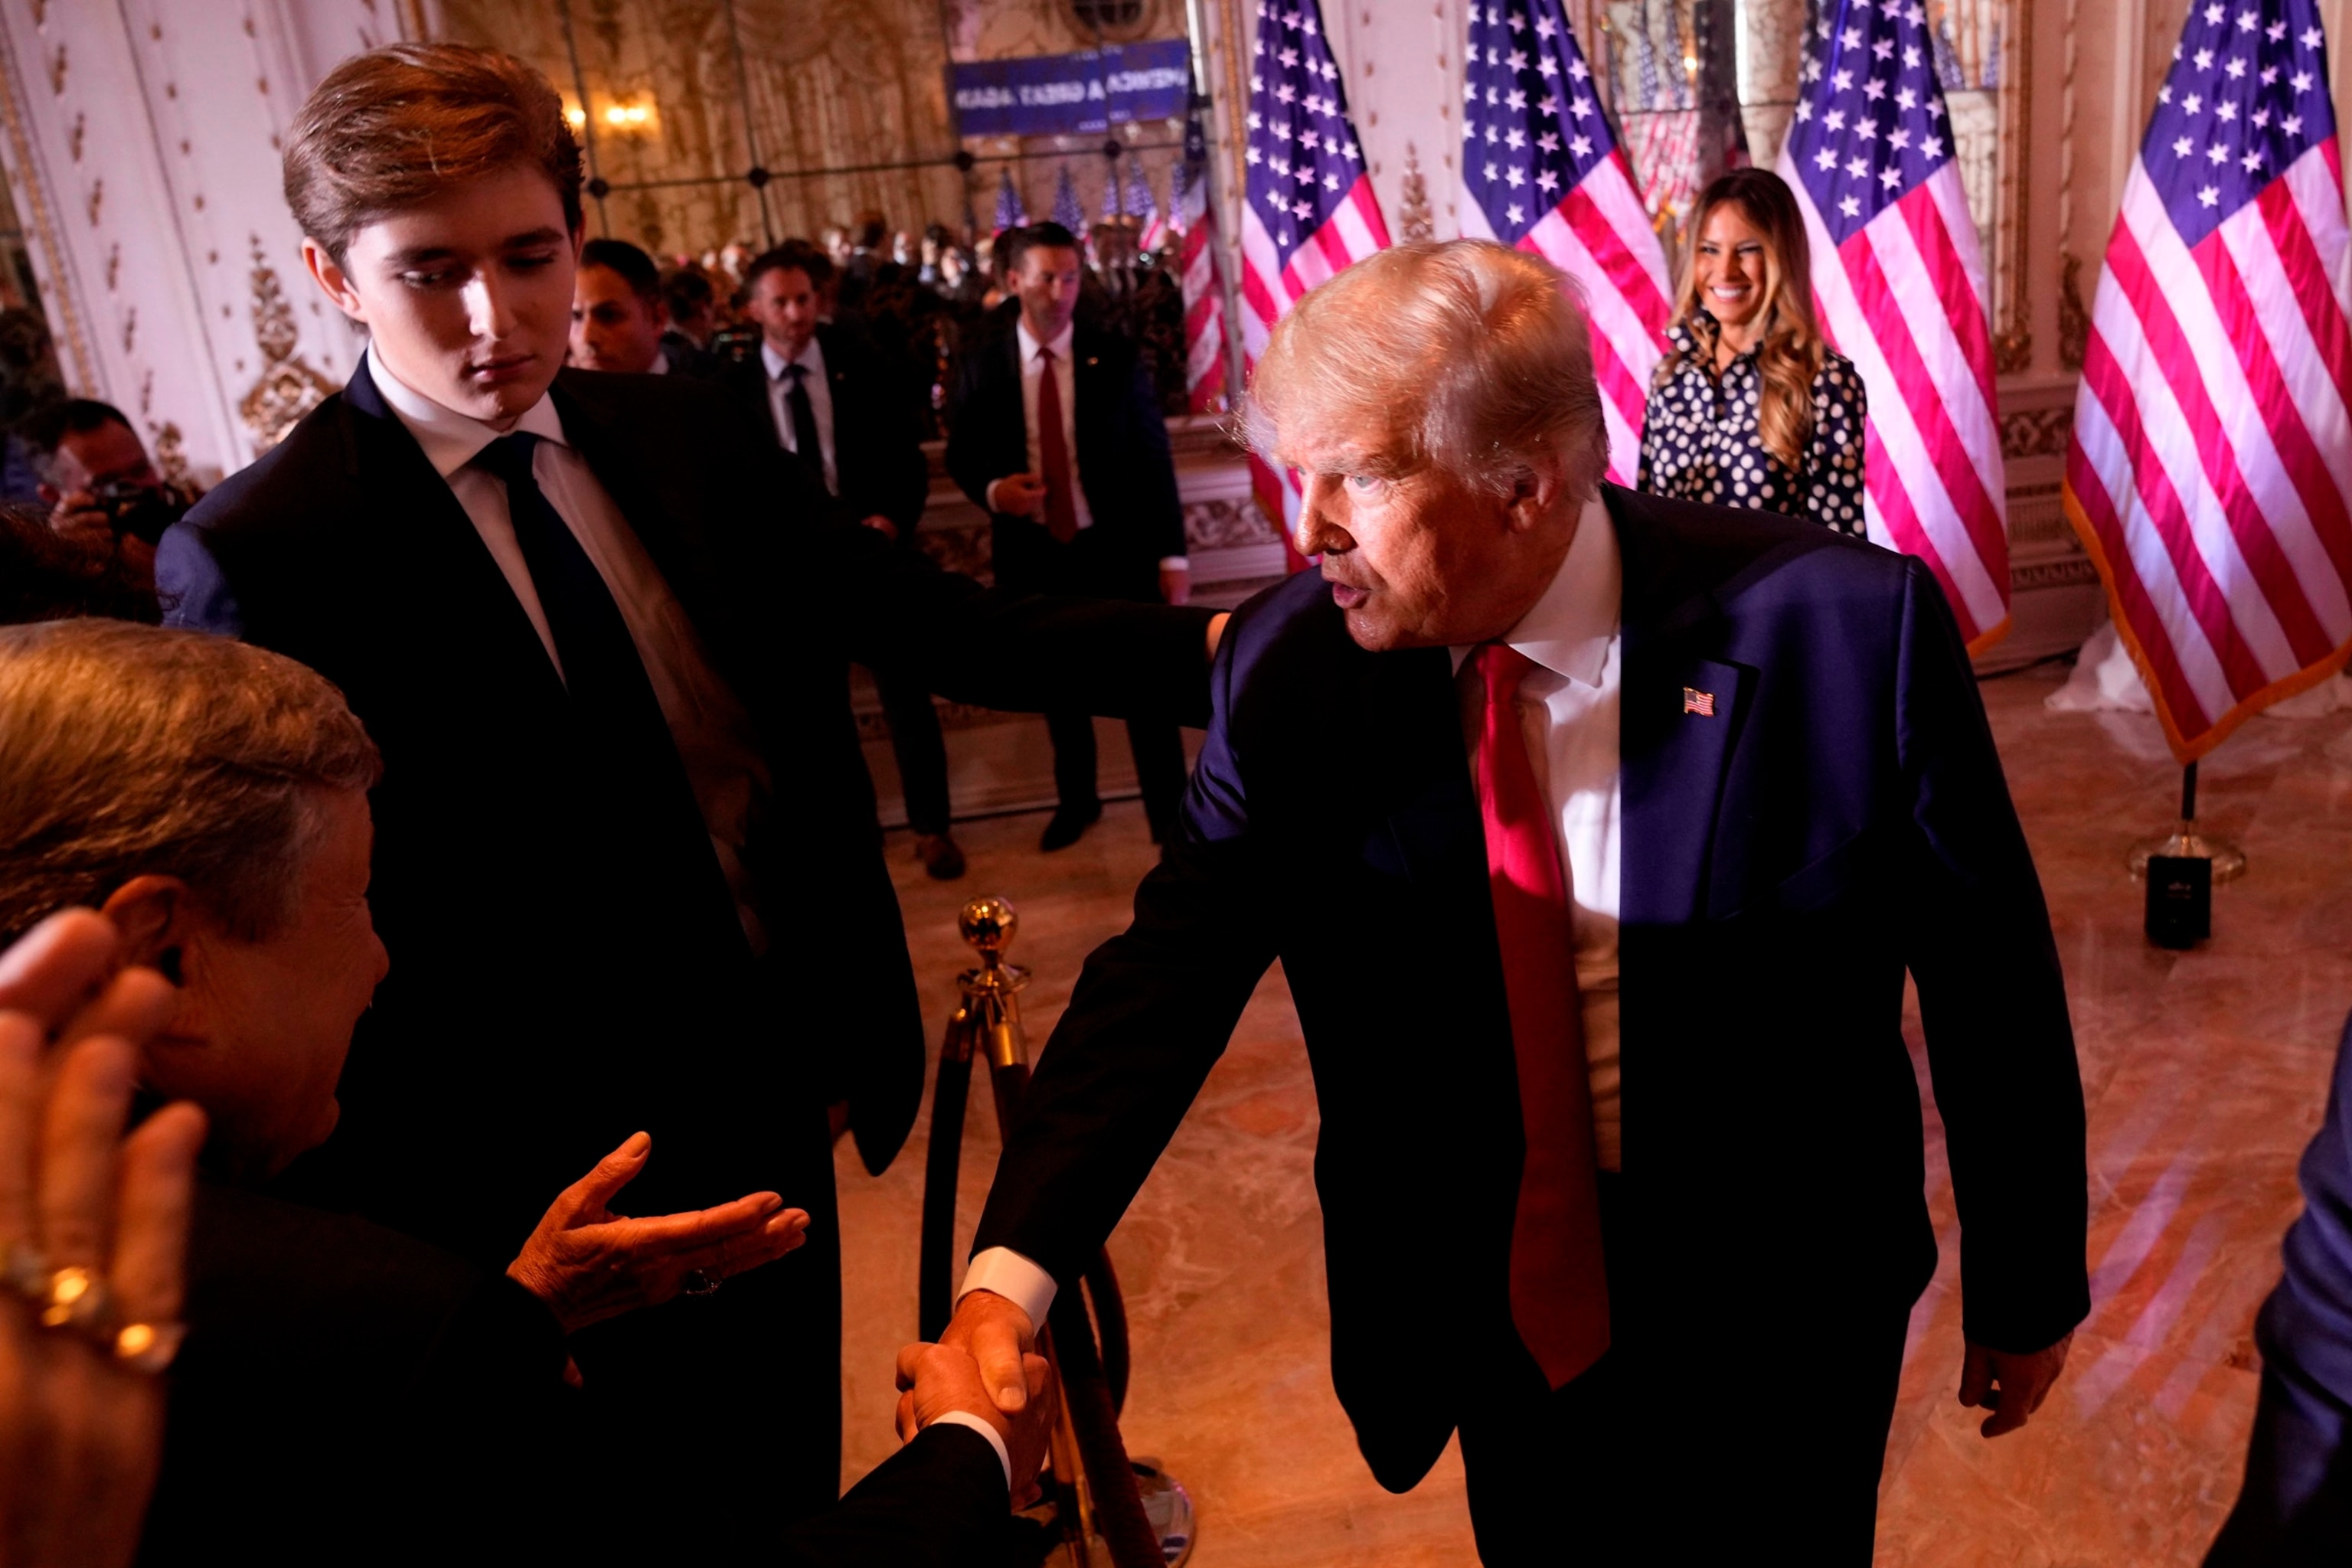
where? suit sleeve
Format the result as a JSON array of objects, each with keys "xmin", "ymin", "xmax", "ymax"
[
  {"xmin": 1125, "ymin": 354, "xmax": 1187, "ymax": 563},
  {"xmin": 943, "ymin": 348, "xmax": 1002, "ymax": 511},
  {"xmin": 779, "ymin": 1426, "xmax": 1008, "ymax": 1568},
  {"xmin": 154, "ymin": 516, "xmax": 245, "ymax": 635},
  {"xmin": 1896, "ymin": 558, "xmax": 2090, "ymax": 1355},
  {"xmin": 970, "ymin": 623, "xmax": 1280, "ymax": 1283}
]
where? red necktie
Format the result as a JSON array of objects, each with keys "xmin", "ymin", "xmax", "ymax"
[
  {"xmin": 1469, "ymin": 642, "xmax": 1611, "ymax": 1390},
  {"xmin": 1034, "ymin": 345, "xmax": 1081, "ymax": 544}
]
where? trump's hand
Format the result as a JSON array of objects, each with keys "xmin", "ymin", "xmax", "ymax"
[
  {"xmin": 893, "ymin": 1340, "xmax": 1057, "ymax": 1508},
  {"xmin": 0, "ymin": 910, "xmax": 209, "ymax": 1568},
  {"xmin": 985, "ymin": 473, "xmax": 1050, "ymax": 521},
  {"xmin": 939, "ymin": 1287, "xmax": 1037, "ymax": 1413},
  {"xmin": 505, "ymin": 1132, "xmax": 809, "ymax": 1335},
  {"xmin": 1958, "ymin": 1331, "xmax": 2073, "ymax": 1437}
]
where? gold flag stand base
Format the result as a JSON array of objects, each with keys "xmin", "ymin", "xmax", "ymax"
[{"xmin": 2126, "ymin": 763, "xmax": 2246, "ymax": 884}]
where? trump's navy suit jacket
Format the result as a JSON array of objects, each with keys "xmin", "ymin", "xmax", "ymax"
[{"xmin": 972, "ymin": 484, "xmax": 2090, "ymax": 1490}]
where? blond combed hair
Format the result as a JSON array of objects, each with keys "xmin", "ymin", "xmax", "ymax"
[
  {"xmin": 1664, "ymin": 168, "xmax": 1827, "ymax": 474},
  {"xmin": 0, "ymin": 621, "xmax": 381, "ymax": 946},
  {"xmin": 1244, "ymin": 240, "xmax": 1609, "ymax": 499}
]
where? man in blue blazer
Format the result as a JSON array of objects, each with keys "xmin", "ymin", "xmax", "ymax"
[
  {"xmin": 2208, "ymin": 1010, "xmax": 2352, "ymax": 1565},
  {"xmin": 934, "ymin": 241, "xmax": 2089, "ymax": 1561}
]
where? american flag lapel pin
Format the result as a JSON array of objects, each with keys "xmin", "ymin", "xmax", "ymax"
[{"xmin": 1682, "ymin": 687, "xmax": 1716, "ymax": 717}]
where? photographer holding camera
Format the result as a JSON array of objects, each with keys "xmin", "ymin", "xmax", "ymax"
[{"xmin": 24, "ymin": 400, "xmax": 198, "ymax": 583}]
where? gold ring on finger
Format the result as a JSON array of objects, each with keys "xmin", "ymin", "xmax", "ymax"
[{"xmin": 38, "ymin": 1264, "xmax": 107, "ymax": 1329}]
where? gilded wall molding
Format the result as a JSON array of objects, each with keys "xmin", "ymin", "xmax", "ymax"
[
  {"xmin": 0, "ymin": 19, "xmax": 93, "ymax": 392},
  {"xmin": 237, "ymin": 236, "xmax": 336, "ymax": 451},
  {"xmin": 1990, "ymin": 0, "xmax": 2033, "ymax": 373}
]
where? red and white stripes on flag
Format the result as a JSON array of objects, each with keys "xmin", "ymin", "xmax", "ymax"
[
  {"xmin": 1458, "ymin": 157, "xmax": 1672, "ymax": 485},
  {"xmin": 2063, "ymin": 2, "xmax": 2352, "ymax": 761},
  {"xmin": 1178, "ymin": 158, "xmax": 1228, "ymax": 415},
  {"xmin": 1788, "ymin": 162, "xmax": 2011, "ymax": 649},
  {"xmin": 1455, "ymin": 1, "xmax": 1672, "ymax": 487},
  {"xmin": 1240, "ymin": 0, "xmax": 1390, "ymax": 564},
  {"xmin": 1780, "ymin": 0, "xmax": 2009, "ymax": 652}
]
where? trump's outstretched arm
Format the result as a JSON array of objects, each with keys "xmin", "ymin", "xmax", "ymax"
[{"xmin": 946, "ymin": 606, "xmax": 1282, "ymax": 1405}]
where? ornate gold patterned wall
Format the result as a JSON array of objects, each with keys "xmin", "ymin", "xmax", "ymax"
[{"xmin": 438, "ymin": 0, "xmax": 975, "ymax": 256}]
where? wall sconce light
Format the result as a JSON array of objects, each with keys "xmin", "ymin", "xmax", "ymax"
[
  {"xmin": 563, "ymin": 97, "xmax": 656, "ymax": 136},
  {"xmin": 1682, "ymin": 53, "xmax": 1698, "ymax": 76}
]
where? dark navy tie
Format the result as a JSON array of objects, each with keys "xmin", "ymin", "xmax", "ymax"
[
  {"xmin": 476, "ymin": 432, "xmax": 740, "ymax": 948},
  {"xmin": 780, "ymin": 362, "xmax": 828, "ymax": 494}
]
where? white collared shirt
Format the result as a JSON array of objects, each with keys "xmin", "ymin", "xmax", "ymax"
[
  {"xmin": 959, "ymin": 495, "xmax": 1625, "ymax": 1328},
  {"xmin": 1014, "ymin": 318, "xmax": 1091, "ymax": 534},
  {"xmin": 760, "ymin": 335, "xmax": 838, "ymax": 495},
  {"xmin": 366, "ymin": 346, "xmax": 774, "ymax": 956},
  {"xmin": 1452, "ymin": 491, "xmax": 1623, "ymax": 1174}
]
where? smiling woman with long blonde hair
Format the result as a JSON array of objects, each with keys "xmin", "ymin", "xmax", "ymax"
[{"xmin": 1637, "ymin": 168, "xmax": 1867, "ymax": 534}]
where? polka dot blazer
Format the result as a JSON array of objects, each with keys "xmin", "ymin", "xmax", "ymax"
[{"xmin": 1635, "ymin": 319, "xmax": 1868, "ymax": 537}]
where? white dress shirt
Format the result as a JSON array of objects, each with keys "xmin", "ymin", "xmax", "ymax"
[
  {"xmin": 960, "ymin": 495, "xmax": 1625, "ymax": 1328},
  {"xmin": 367, "ymin": 347, "xmax": 775, "ymax": 955},
  {"xmin": 760, "ymin": 336, "xmax": 838, "ymax": 495},
  {"xmin": 1001, "ymin": 318, "xmax": 1188, "ymax": 571}
]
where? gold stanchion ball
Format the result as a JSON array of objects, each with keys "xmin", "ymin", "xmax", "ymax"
[{"xmin": 959, "ymin": 896, "xmax": 1018, "ymax": 956}]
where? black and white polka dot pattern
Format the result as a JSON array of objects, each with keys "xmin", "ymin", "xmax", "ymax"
[{"xmin": 1635, "ymin": 320, "xmax": 1868, "ymax": 537}]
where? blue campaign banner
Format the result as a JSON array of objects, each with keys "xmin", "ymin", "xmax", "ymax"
[{"xmin": 950, "ymin": 40, "xmax": 1192, "ymax": 137}]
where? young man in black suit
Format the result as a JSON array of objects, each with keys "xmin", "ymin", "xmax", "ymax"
[
  {"xmin": 155, "ymin": 43, "xmax": 1218, "ymax": 1553},
  {"xmin": 939, "ymin": 242, "xmax": 2087, "ymax": 1562},
  {"xmin": 727, "ymin": 240, "xmax": 965, "ymax": 878},
  {"xmin": 946, "ymin": 222, "xmax": 1192, "ymax": 851}
]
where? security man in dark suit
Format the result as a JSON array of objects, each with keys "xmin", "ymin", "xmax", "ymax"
[
  {"xmin": 725, "ymin": 240, "xmax": 965, "ymax": 877},
  {"xmin": 155, "ymin": 42, "xmax": 1218, "ymax": 1556},
  {"xmin": 946, "ymin": 222, "xmax": 1192, "ymax": 851}
]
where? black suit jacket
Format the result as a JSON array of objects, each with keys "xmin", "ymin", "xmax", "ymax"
[
  {"xmin": 944, "ymin": 319, "xmax": 1184, "ymax": 594},
  {"xmin": 155, "ymin": 363, "xmax": 1212, "ymax": 1261},
  {"xmin": 972, "ymin": 486, "xmax": 2089, "ymax": 1491},
  {"xmin": 141, "ymin": 1182, "xmax": 1012, "ymax": 1568},
  {"xmin": 724, "ymin": 324, "xmax": 929, "ymax": 537}
]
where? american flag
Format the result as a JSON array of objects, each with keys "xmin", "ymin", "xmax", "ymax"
[
  {"xmin": 2063, "ymin": 0, "xmax": 2352, "ymax": 760},
  {"xmin": 1051, "ymin": 164, "xmax": 1086, "ymax": 233},
  {"xmin": 1130, "ymin": 160, "xmax": 1167, "ymax": 250},
  {"xmin": 1103, "ymin": 159, "xmax": 1125, "ymax": 221},
  {"xmin": 992, "ymin": 168, "xmax": 1027, "ymax": 235},
  {"xmin": 1241, "ymin": 0, "xmax": 1390, "ymax": 560},
  {"xmin": 1778, "ymin": 0, "xmax": 2010, "ymax": 651},
  {"xmin": 1178, "ymin": 103, "xmax": 1230, "ymax": 413},
  {"xmin": 1459, "ymin": 0, "xmax": 1674, "ymax": 485}
]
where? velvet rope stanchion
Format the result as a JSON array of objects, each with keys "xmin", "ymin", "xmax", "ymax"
[{"xmin": 916, "ymin": 897, "xmax": 1195, "ymax": 1568}]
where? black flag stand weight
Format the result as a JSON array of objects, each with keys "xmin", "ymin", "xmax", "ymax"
[
  {"xmin": 916, "ymin": 897, "xmax": 1197, "ymax": 1568},
  {"xmin": 2128, "ymin": 760, "xmax": 2248, "ymax": 884}
]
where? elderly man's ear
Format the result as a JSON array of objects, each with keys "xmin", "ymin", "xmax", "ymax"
[{"xmin": 98, "ymin": 877, "xmax": 196, "ymax": 988}]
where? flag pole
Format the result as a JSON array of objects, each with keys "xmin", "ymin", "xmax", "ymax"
[{"xmin": 2129, "ymin": 760, "xmax": 2247, "ymax": 884}]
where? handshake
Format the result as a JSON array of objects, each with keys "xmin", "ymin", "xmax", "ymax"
[{"xmin": 894, "ymin": 1315, "xmax": 1057, "ymax": 1508}]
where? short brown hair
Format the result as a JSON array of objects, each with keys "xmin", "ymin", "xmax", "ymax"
[
  {"xmin": 0, "ymin": 621, "xmax": 382, "ymax": 946},
  {"xmin": 285, "ymin": 42, "xmax": 583, "ymax": 263}
]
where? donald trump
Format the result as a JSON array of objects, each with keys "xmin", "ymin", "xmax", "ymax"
[{"xmin": 933, "ymin": 240, "xmax": 2089, "ymax": 1561}]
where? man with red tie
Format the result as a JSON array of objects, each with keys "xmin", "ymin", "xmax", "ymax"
[
  {"xmin": 932, "ymin": 240, "xmax": 2089, "ymax": 1561},
  {"xmin": 946, "ymin": 222, "xmax": 1192, "ymax": 853}
]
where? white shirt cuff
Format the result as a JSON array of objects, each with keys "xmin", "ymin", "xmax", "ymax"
[
  {"xmin": 1158, "ymin": 555, "xmax": 1191, "ymax": 571},
  {"xmin": 926, "ymin": 1410, "xmax": 1012, "ymax": 1491},
  {"xmin": 959, "ymin": 1246, "xmax": 1059, "ymax": 1327}
]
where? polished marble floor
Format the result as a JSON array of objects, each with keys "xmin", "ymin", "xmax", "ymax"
[{"xmin": 836, "ymin": 662, "xmax": 2352, "ymax": 1565}]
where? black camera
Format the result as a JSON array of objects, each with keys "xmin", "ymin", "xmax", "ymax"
[{"xmin": 90, "ymin": 479, "xmax": 193, "ymax": 547}]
